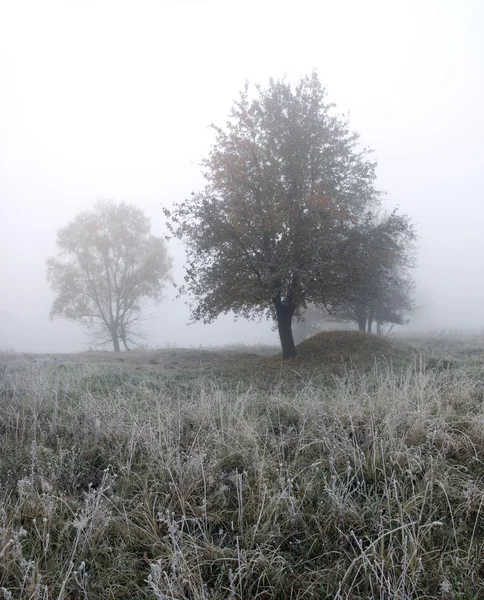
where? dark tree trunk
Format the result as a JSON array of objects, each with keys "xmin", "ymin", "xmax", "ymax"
[
  {"xmin": 355, "ymin": 304, "xmax": 367, "ymax": 332},
  {"xmin": 376, "ymin": 321, "xmax": 382, "ymax": 336},
  {"xmin": 274, "ymin": 297, "xmax": 296, "ymax": 359},
  {"xmin": 357, "ymin": 312, "xmax": 366, "ymax": 332}
]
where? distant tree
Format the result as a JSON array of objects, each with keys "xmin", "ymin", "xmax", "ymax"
[
  {"xmin": 165, "ymin": 73, "xmax": 386, "ymax": 359},
  {"xmin": 329, "ymin": 272, "xmax": 415, "ymax": 334},
  {"xmin": 290, "ymin": 209, "xmax": 417, "ymax": 340},
  {"xmin": 47, "ymin": 200, "xmax": 172, "ymax": 351},
  {"xmin": 292, "ymin": 304, "xmax": 329, "ymax": 344},
  {"xmin": 327, "ymin": 210, "xmax": 416, "ymax": 333},
  {"xmin": 372, "ymin": 273, "xmax": 416, "ymax": 335}
]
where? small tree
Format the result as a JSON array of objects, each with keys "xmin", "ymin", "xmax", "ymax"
[
  {"xmin": 327, "ymin": 210, "xmax": 416, "ymax": 333},
  {"xmin": 165, "ymin": 73, "xmax": 383, "ymax": 359},
  {"xmin": 372, "ymin": 274, "xmax": 416, "ymax": 335},
  {"xmin": 47, "ymin": 200, "xmax": 172, "ymax": 351},
  {"xmin": 328, "ymin": 273, "xmax": 415, "ymax": 334}
]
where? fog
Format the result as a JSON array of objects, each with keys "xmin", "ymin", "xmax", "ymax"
[{"xmin": 1, "ymin": 0, "xmax": 483, "ymax": 352}]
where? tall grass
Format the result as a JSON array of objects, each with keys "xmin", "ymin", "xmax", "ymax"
[{"xmin": 0, "ymin": 354, "xmax": 483, "ymax": 598}]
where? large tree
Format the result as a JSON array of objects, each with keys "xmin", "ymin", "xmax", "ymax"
[
  {"xmin": 47, "ymin": 200, "xmax": 172, "ymax": 351},
  {"xmin": 165, "ymin": 73, "xmax": 394, "ymax": 358}
]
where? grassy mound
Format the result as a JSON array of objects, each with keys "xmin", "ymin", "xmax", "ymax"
[
  {"xmin": 294, "ymin": 330, "xmax": 414, "ymax": 369},
  {"xmin": 217, "ymin": 331, "xmax": 416, "ymax": 388}
]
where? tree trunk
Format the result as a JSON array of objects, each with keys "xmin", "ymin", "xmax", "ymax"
[
  {"xmin": 367, "ymin": 308, "xmax": 374, "ymax": 333},
  {"xmin": 274, "ymin": 298, "xmax": 296, "ymax": 359},
  {"xmin": 376, "ymin": 321, "xmax": 382, "ymax": 336},
  {"xmin": 111, "ymin": 329, "xmax": 121, "ymax": 352},
  {"xmin": 121, "ymin": 336, "xmax": 131, "ymax": 351},
  {"xmin": 355, "ymin": 304, "xmax": 367, "ymax": 332}
]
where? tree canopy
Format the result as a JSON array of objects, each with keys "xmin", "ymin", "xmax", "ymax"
[
  {"xmin": 327, "ymin": 209, "xmax": 416, "ymax": 332},
  {"xmin": 165, "ymin": 73, "xmax": 415, "ymax": 358},
  {"xmin": 47, "ymin": 200, "xmax": 172, "ymax": 351},
  {"xmin": 294, "ymin": 213, "xmax": 416, "ymax": 340}
]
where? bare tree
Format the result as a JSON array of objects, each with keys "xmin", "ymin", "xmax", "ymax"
[{"xmin": 47, "ymin": 200, "xmax": 172, "ymax": 351}]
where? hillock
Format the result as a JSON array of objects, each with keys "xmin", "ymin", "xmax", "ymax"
[{"xmin": 293, "ymin": 330, "xmax": 414, "ymax": 370}]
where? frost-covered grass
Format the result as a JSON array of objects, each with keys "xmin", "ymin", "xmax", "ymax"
[{"xmin": 0, "ymin": 348, "xmax": 483, "ymax": 599}]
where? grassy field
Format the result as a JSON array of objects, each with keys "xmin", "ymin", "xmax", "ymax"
[{"xmin": 0, "ymin": 331, "xmax": 483, "ymax": 599}]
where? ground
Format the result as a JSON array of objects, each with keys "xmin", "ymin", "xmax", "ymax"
[
  {"xmin": 14, "ymin": 330, "xmax": 417, "ymax": 376},
  {"xmin": 0, "ymin": 331, "xmax": 483, "ymax": 598}
]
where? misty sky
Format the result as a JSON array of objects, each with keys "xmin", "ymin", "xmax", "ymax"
[{"xmin": 1, "ymin": 0, "xmax": 483, "ymax": 352}]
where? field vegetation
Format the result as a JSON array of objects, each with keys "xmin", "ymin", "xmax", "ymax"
[{"xmin": 0, "ymin": 331, "xmax": 483, "ymax": 598}]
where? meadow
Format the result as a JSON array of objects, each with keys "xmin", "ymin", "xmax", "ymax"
[{"xmin": 0, "ymin": 331, "xmax": 483, "ymax": 599}]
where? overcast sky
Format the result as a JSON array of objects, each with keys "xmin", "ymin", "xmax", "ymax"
[{"xmin": 1, "ymin": 0, "xmax": 483, "ymax": 352}]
